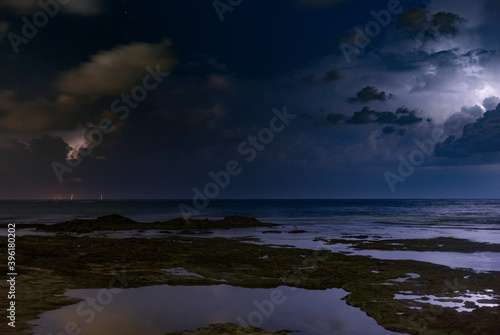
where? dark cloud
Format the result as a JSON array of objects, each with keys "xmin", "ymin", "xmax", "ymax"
[
  {"xmin": 393, "ymin": 112, "xmax": 423, "ymax": 126},
  {"xmin": 346, "ymin": 106, "xmax": 376, "ymax": 124},
  {"xmin": 383, "ymin": 127, "xmax": 407, "ymax": 136},
  {"xmin": 432, "ymin": 12, "xmax": 465, "ymax": 38},
  {"xmin": 383, "ymin": 126, "xmax": 397, "ymax": 134},
  {"xmin": 483, "ymin": 96, "xmax": 500, "ymax": 111},
  {"xmin": 396, "ymin": 107, "xmax": 411, "ymax": 114},
  {"xmin": 301, "ymin": 70, "xmax": 343, "ymax": 84},
  {"xmin": 326, "ymin": 113, "xmax": 347, "ymax": 124},
  {"xmin": 348, "ymin": 86, "xmax": 395, "ymax": 103},
  {"xmin": 323, "ymin": 70, "xmax": 344, "ymax": 82},
  {"xmin": 398, "ymin": 9, "xmax": 467, "ymax": 41},
  {"xmin": 344, "ymin": 106, "xmax": 423, "ymax": 126},
  {"xmin": 443, "ymin": 105, "xmax": 484, "ymax": 137},
  {"xmin": 398, "ymin": 8, "xmax": 428, "ymax": 30},
  {"xmin": 375, "ymin": 111, "xmax": 398, "ymax": 124},
  {"xmin": 436, "ymin": 104, "xmax": 500, "ymax": 158}
]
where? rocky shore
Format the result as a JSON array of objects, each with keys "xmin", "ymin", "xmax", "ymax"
[{"xmin": 1, "ymin": 215, "xmax": 499, "ymax": 334}]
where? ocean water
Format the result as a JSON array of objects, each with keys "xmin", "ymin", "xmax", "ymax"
[
  {"xmin": 3, "ymin": 198, "xmax": 500, "ymax": 225},
  {"xmin": 2, "ymin": 199, "xmax": 500, "ymax": 271}
]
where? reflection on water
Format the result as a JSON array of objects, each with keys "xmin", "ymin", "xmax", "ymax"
[
  {"xmin": 322, "ymin": 243, "xmax": 500, "ymax": 272},
  {"xmin": 32, "ymin": 285, "xmax": 401, "ymax": 335},
  {"xmin": 395, "ymin": 289, "xmax": 499, "ymax": 312},
  {"xmin": 344, "ymin": 249, "xmax": 500, "ymax": 273}
]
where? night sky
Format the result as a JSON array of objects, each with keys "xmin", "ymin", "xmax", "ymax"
[{"xmin": 1, "ymin": 0, "xmax": 500, "ymax": 199}]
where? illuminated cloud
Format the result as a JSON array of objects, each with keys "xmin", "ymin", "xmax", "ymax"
[
  {"xmin": 0, "ymin": 41, "xmax": 176, "ymax": 133},
  {"xmin": 57, "ymin": 41, "xmax": 176, "ymax": 98},
  {"xmin": 436, "ymin": 104, "xmax": 500, "ymax": 158}
]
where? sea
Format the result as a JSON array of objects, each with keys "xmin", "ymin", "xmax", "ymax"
[{"xmin": 3, "ymin": 198, "xmax": 500, "ymax": 225}]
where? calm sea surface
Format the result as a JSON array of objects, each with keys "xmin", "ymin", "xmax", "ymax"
[{"xmin": 2, "ymin": 199, "xmax": 500, "ymax": 225}]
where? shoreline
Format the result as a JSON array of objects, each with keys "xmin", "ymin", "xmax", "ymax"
[{"xmin": 1, "ymin": 215, "xmax": 500, "ymax": 334}]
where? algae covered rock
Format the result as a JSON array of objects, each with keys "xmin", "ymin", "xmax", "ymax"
[
  {"xmin": 162, "ymin": 215, "xmax": 276, "ymax": 229},
  {"xmin": 165, "ymin": 323, "xmax": 290, "ymax": 335},
  {"xmin": 35, "ymin": 214, "xmax": 276, "ymax": 233}
]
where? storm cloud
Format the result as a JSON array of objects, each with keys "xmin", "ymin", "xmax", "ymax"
[
  {"xmin": 348, "ymin": 87, "xmax": 395, "ymax": 103},
  {"xmin": 2, "ymin": 0, "xmax": 500, "ymax": 199},
  {"xmin": 436, "ymin": 103, "xmax": 500, "ymax": 158},
  {"xmin": 398, "ymin": 9, "xmax": 467, "ymax": 41},
  {"xmin": 343, "ymin": 106, "xmax": 424, "ymax": 126}
]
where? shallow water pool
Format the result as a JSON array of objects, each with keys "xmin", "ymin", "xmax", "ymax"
[{"xmin": 31, "ymin": 284, "xmax": 402, "ymax": 335}]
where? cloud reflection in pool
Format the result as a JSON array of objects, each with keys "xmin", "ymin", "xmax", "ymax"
[{"xmin": 32, "ymin": 284, "xmax": 401, "ymax": 335}]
